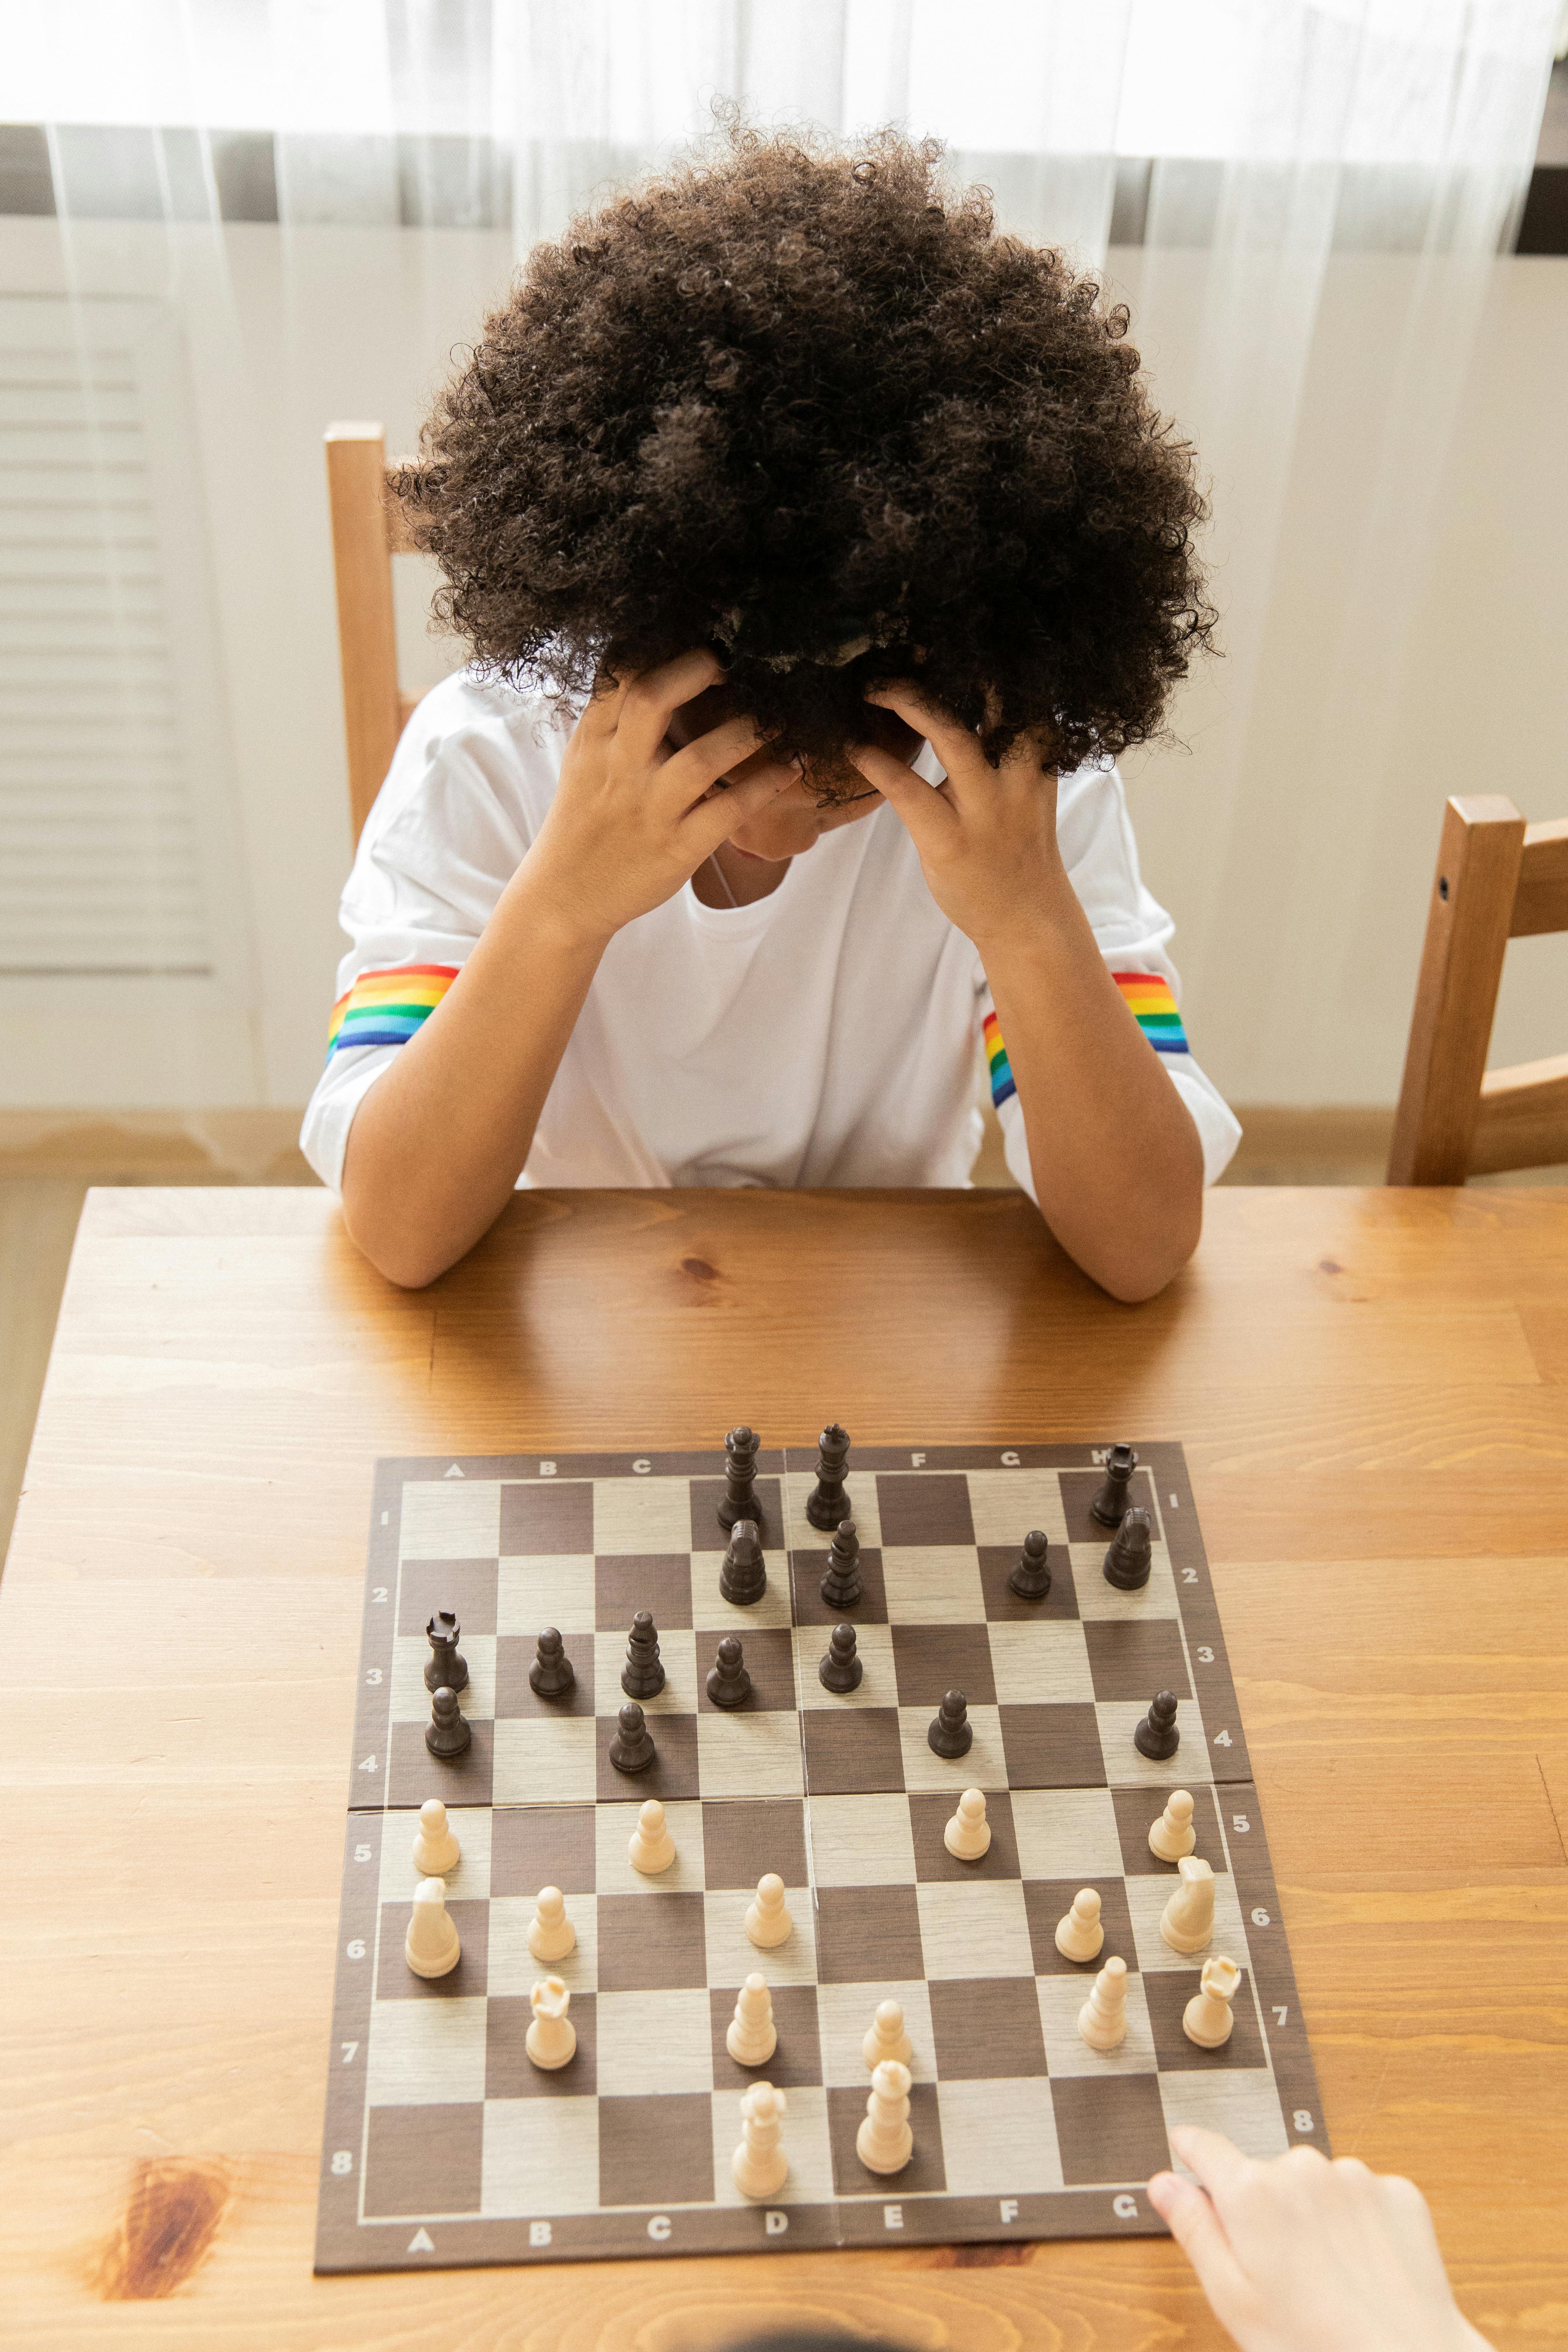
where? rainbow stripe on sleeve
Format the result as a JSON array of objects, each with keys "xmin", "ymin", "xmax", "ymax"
[
  {"xmin": 326, "ymin": 963, "xmax": 459, "ymax": 1057},
  {"xmin": 982, "ymin": 1009, "xmax": 1015, "ymax": 1108},
  {"xmin": 1112, "ymin": 970, "xmax": 1189, "ymax": 1054}
]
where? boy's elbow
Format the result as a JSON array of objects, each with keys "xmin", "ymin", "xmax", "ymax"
[
  {"xmin": 340, "ymin": 1192, "xmax": 462, "ymax": 1290},
  {"xmin": 1093, "ymin": 1190, "xmax": 1203, "ymax": 1303}
]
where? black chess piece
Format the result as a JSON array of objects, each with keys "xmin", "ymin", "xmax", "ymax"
[
  {"xmin": 805, "ymin": 1422, "xmax": 851, "ymax": 1531},
  {"xmin": 706, "ymin": 1635, "xmax": 751, "ymax": 1708},
  {"xmin": 818, "ymin": 1518, "xmax": 863, "ymax": 1609},
  {"xmin": 529, "ymin": 1626, "xmax": 575, "ymax": 1698},
  {"xmin": 424, "ymin": 1609, "xmax": 469, "ymax": 1694},
  {"xmin": 928, "ymin": 1688, "xmax": 972, "ymax": 1759},
  {"xmin": 818, "ymin": 1622, "xmax": 862, "ymax": 1694},
  {"xmin": 719, "ymin": 1518, "xmax": 767, "ymax": 1605},
  {"xmin": 621, "ymin": 1609, "xmax": 665, "ymax": 1699},
  {"xmin": 717, "ymin": 1424, "xmax": 760, "ymax": 1531},
  {"xmin": 609, "ymin": 1699, "xmax": 657, "ymax": 1774},
  {"xmin": 1089, "ymin": 1444, "xmax": 1138, "ymax": 1527},
  {"xmin": 1007, "ymin": 1529, "xmax": 1052, "ymax": 1601},
  {"xmin": 1103, "ymin": 1507, "xmax": 1154, "ymax": 1591},
  {"xmin": 1134, "ymin": 1689, "xmax": 1180, "ymax": 1761},
  {"xmin": 425, "ymin": 1683, "xmax": 471, "ymax": 1759}
]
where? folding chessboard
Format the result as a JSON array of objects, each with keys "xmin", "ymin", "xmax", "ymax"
[{"xmin": 316, "ymin": 1443, "xmax": 1325, "ymax": 2273}]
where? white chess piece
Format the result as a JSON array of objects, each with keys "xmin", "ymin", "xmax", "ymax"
[
  {"xmin": 1077, "ymin": 1956, "xmax": 1129, "ymax": 2051},
  {"xmin": 628, "ymin": 1797, "xmax": 676, "ymax": 1874},
  {"xmin": 525, "ymin": 1976, "xmax": 577, "ymax": 2069},
  {"xmin": 526, "ymin": 1885, "xmax": 576, "ymax": 1963},
  {"xmin": 1160, "ymin": 1855, "xmax": 1216, "ymax": 1954},
  {"xmin": 1054, "ymin": 1886, "xmax": 1104, "ymax": 1963},
  {"xmin": 726, "ymin": 1972, "xmax": 778, "ymax": 2066},
  {"xmin": 745, "ymin": 1872, "xmax": 792, "ymax": 1947},
  {"xmin": 1148, "ymin": 1789, "xmax": 1197, "ymax": 1863},
  {"xmin": 856, "ymin": 2059, "xmax": 913, "ymax": 2174},
  {"xmin": 862, "ymin": 1998, "xmax": 913, "ymax": 2071},
  {"xmin": 412, "ymin": 1797, "xmax": 460, "ymax": 1877},
  {"xmin": 404, "ymin": 1876, "xmax": 460, "ymax": 1979},
  {"xmin": 1183, "ymin": 1955, "xmax": 1241, "ymax": 2048},
  {"xmin": 732, "ymin": 2081, "xmax": 789, "ymax": 2198},
  {"xmin": 943, "ymin": 1788, "xmax": 991, "ymax": 1860}
]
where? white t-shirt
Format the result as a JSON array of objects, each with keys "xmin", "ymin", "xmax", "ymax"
[{"xmin": 300, "ymin": 669, "xmax": 1240, "ymax": 1199}]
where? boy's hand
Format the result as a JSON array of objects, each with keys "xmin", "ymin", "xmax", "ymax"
[
  {"xmin": 1148, "ymin": 2127, "xmax": 1491, "ymax": 2352},
  {"xmin": 524, "ymin": 648, "xmax": 793, "ymax": 948},
  {"xmin": 848, "ymin": 683, "xmax": 1067, "ymax": 951}
]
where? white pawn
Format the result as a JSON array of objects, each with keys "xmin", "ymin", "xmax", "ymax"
[
  {"xmin": 412, "ymin": 1796, "xmax": 460, "ymax": 1877},
  {"xmin": 1149, "ymin": 1789, "xmax": 1197, "ymax": 1863},
  {"xmin": 732, "ymin": 2081, "xmax": 789, "ymax": 2198},
  {"xmin": 745, "ymin": 1872, "xmax": 792, "ymax": 1947},
  {"xmin": 862, "ymin": 1998, "xmax": 913, "ymax": 2071},
  {"xmin": 943, "ymin": 1788, "xmax": 991, "ymax": 1860},
  {"xmin": 1183, "ymin": 1955, "xmax": 1241, "ymax": 2048},
  {"xmin": 856, "ymin": 2058, "xmax": 913, "ymax": 2174},
  {"xmin": 527, "ymin": 1884, "xmax": 576, "ymax": 1963},
  {"xmin": 1077, "ymin": 1956, "xmax": 1129, "ymax": 2051},
  {"xmin": 1054, "ymin": 1886, "xmax": 1104, "ymax": 1963},
  {"xmin": 1160, "ymin": 1855, "xmax": 1216, "ymax": 1954},
  {"xmin": 404, "ymin": 1876, "xmax": 460, "ymax": 1979},
  {"xmin": 628, "ymin": 1797, "xmax": 676, "ymax": 1874},
  {"xmin": 726, "ymin": 1972, "xmax": 778, "ymax": 2066},
  {"xmin": 525, "ymin": 1976, "xmax": 576, "ymax": 2069}
]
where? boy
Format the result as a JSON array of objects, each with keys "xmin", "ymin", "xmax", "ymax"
[{"xmin": 302, "ymin": 127, "xmax": 1239, "ymax": 1292}]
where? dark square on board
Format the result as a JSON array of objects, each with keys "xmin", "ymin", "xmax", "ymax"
[
  {"xmin": 891, "ymin": 1622, "xmax": 997, "ymax": 1709},
  {"xmin": 596, "ymin": 1891, "xmax": 710, "ymax": 1991},
  {"xmin": 388, "ymin": 1716, "xmax": 493, "ymax": 1810},
  {"xmin": 696, "ymin": 1625, "xmax": 797, "ymax": 1712},
  {"xmin": 494, "ymin": 1631, "xmax": 596, "ymax": 1719},
  {"xmin": 1111, "ymin": 1784, "xmax": 1227, "ymax": 1877},
  {"xmin": 485, "ymin": 1990, "xmax": 598, "ymax": 2097},
  {"xmin": 789, "ymin": 1545, "xmax": 889, "ymax": 1627},
  {"xmin": 363, "ymin": 2103, "xmax": 483, "ymax": 2217},
  {"xmin": 376, "ymin": 1898, "xmax": 489, "ymax": 1999},
  {"xmin": 999, "ymin": 1702, "xmax": 1106, "ymax": 1790},
  {"xmin": 490, "ymin": 1803, "xmax": 597, "ymax": 1898},
  {"xmin": 1142, "ymin": 1968, "xmax": 1265, "ymax": 2071},
  {"xmin": 600, "ymin": 2092, "xmax": 716, "ymax": 2208},
  {"xmin": 928, "ymin": 1976, "xmax": 1048, "ymax": 2078},
  {"xmin": 1050, "ymin": 2071, "xmax": 1170, "ymax": 2186},
  {"xmin": 1024, "ymin": 1875, "xmax": 1137, "ymax": 1977},
  {"xmin": 595, "ymin": 1709, "xmax": 701, "ymax": 1805},
  {"xmin": 1083, "ymin": 1619, "xmax": 1192, "ymax": 1704},
  {"xmin": 875, "ymin": 1473, "xmax": 975, "ymax": 1549},
  {"xmin": 689, "ymin": 1476, "xmax": 783, "ymax": 1550},
  {"xmin": 801, "ymin": 1708, "xmax": 905, "ymax": 1797},
  {"xmin": 594, "ymin": 1554, "xmax": 694, "ymax": 1632},
  {"xmin": 394, "ymin": 1558, "xmax": 499, "ymax": 1639},
  {"xmin": 907, "ymin": 1789, "xmax": 1021, "ymax": 1882},
  {"xmin": 827, "ymin": 2080, "xmax": 946, "ymax": 2195},
  {"xmin": 1058, "ymin": 1468, "xmax": 1160, "ymax": 1545},
  {"xmin": 709, "ymin": 1983, "xmax": 823, "ymax": 2091},
  {"xmin": 977, "ymin": 1544, "xmax": 1079, "ymax": 1622},
  {"xmin": 813, "ymin": 1883, "xmax": 924, "ymax": 1983},
  {"xmin": 701, "ymin": 1798, "xmax": 808, "ymax": 1890},
  {"xmin": 500, "ymin": 1479, "xmax": 595, "ymax": 1558}
]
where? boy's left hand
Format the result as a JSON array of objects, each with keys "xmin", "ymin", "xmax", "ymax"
[{"xmin": 849, "ymin": 684, "xmax": 1067, "ymax": 952}]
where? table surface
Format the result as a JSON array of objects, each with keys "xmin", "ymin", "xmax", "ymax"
[{"xmin": 1, "ymin": 1183, "xmax": 1565, "ymax": 2350}]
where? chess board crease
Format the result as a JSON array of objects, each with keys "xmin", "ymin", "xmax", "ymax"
[{"xmin": 318, "ymin": 1444, "xmax": 1325, "ymax": 2273}]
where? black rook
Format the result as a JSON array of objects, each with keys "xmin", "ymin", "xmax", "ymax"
[{"xmin": 424, "ymin": 1609, "xmax": 469, "ymax": 1694}]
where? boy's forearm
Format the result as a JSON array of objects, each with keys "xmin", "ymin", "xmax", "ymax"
[
  {"xmin": 980, "ymin": 875, "xmax": 1204, "ymax": 1303},
  {"xmin": 340, "ymin": 862, "xmax": 608, "ymax": 1287}
]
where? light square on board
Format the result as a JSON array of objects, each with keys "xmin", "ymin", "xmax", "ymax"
[
  {"xmin": 696, "ymin": 1709, "xmax": 805, "ymax": 1798},
  {"xmin": 937, "ymin": 2078, "xmax": 1063, "ymax": 2195},
  {"xmin": 703, "ymin": 1885, "xmax": 818, "ymax": 1989},
  {"xmin": 376, "ymin": 1804, "xmax": 492, "ymax": 1907},
  {"xmin": 481, "ymin": 2094, "xmax": 600, "ymax": 2216},
  {"xmin": 1010, "ymin": 1785, "xmax": 1125, "ymax": 1881},
  {"xmin": 897, "ymin": 1704, "xmax": 1008, "ymax": 1794},
  {"xmin": 484, "ymin": 1990, "xmax": 596, "ymax": 2099},
  {"xmin": 1125, "ymin": 1868, "xmax": 1251, "ymax": 1974},
  {"xmin": 596, "ymin": 1987, "xmax": 715, "ymax": 2097},
  {"xmin": 689, "ymin": 1552, "xmax": 797, "ymax": 1633},
  {"xmin": 593, "ymin": 1476, "xmax": 695, "ymax": 1557},
  {"xmin": 1096, "ymin": 1700, "xmax": 1212, "ymax": 1789},
  {"xmin": 987, "ymin": 1619, "xmax": 1094, "ymax": 1707},
  {"xmin": 1160, "ymin": 2070, "xmax": 1289, "ymax": 2164},
  {"xmin": 486, "ymin": 1893, "xmax": 598, "ymax": 2001},
  {"xmin": 815, "ymin": 1978, "xmax": 934, "ymax": 2085},
  {"xmin": 490, "ymin": 1715, "xmax": 597, "ymax": 1807},
  {"xmin": 1036, "ymin": 1970, "xmax": 1158, "ymax": 2078},
  {"xmin": 880, "ymin": 1547, "xmax": 986, "ymax": 1624},
  {"xmin": 595, "ymin": 1798, "xmax": 706, "ymax": 1897},
  {"xmin": 496, "ymin": 1557, "xmax": 596, "ymax": 1639},
  {"xmin": 709, "ymin": 2084, "xmax": 835, "ymax": 2207},
  {"xmin": 391, "ymin": 1632, "xmax": 496, "ymax": 1726},
  {"xmin": 963, "ymin": 1468, "xmax": 1069, "ymax": 1547},
  {"xmin": 592, "ymin": 1627, "xmax": 699, "ymax": 1717},
  {"xmin": 399, "ymin": 1479, "xmax": 502, "ymax": 1562},
  {"xmin": 366, "ymin": 1995, "xmax": 489, "ymax": 2109},
  {"xmin": 783, "ymin": 1469, "xmax": 883, "ymax": 1550},
  {"xmin": 1071, "ymin": 1546, "xmax": 1179, "ymax": 1622},
  {"xmin": 794, "ymin": 1622, "xmax": 896, "ymax": 1710},
  {"xmin": 915, "ymin": 1880, "xmax": 1034, "ymax": 1980},
  {"xmin": 805, "ymin": 1791, "xmax": 916, "ymax": 1888}
]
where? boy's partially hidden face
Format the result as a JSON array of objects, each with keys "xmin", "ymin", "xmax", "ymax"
[{"xmin": 663, "ymin": 681, "xmax": 926, "ymax": 864}]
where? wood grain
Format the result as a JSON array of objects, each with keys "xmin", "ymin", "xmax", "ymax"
[
  {"xmin": 2, "ymin": 1184, "xmax": 1565, "ymax": 2348},
  {"xmin": 323, "ymin": 423, "xmax": 403, "ymax": 846}
]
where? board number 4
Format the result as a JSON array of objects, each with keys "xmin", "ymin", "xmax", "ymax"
[{"xmin": 1212, "ymin": 1729, "xmax": 1233, "ymax": 1748}]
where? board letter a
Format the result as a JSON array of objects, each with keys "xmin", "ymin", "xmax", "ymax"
[{"xmin": 408, "ymin": 2228, "xmax": 435, "ymax": 2253}]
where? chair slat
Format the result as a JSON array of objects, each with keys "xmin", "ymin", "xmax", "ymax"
[
  {"xmin": 1511, "ymin": 819, "xmax": 1568, "ymax": 938},
  {"xmin": 1470, "ymin": 1054, "xmax": 1568, "ymax": 1174}
]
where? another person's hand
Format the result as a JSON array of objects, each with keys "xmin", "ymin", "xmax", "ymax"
[{"xmin": 1148, "ymin": 2126, "xmax": 1492, "ymax": 2352}]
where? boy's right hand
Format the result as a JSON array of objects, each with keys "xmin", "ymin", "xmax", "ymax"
[{"xmin": 522, "ymin": 648, "xmax": 793, "ymax": 948}]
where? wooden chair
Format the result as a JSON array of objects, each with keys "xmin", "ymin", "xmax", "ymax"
[
  {"xmin": 1388, "ymin": 794, "xmax": 1568, "ymax": 1183},
  {"xmin": 324, "ymin": 422, "xmax": 421, "ymax": 844}
]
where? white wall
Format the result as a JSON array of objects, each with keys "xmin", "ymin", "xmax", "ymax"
[{"xmin": 2, "ymin": 213, "xmax": 1564, "ymax": 1110}]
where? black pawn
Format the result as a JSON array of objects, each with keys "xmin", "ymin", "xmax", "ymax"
[
  {"xmin": 1103, "ymin": 1507, "xmax": 1154, "ymax": 1591},
  {"xmin": 1134, "ymin": 1689, "xmax": 1180, "ymax": 1761},
  {"xmin": 719, "ymin": 1518, "xmax": 768, "ymax": 1605},
  {"xmin": 424, "ymin": 1609, "xmax": 469, "ymax": 1694},
  {"xmin": 706, "ymin": 1635, "xmax": 751, "ymax": 1708},
  {"xmin": 425, "ymin": 1684, "xmax": 471, "ymax": 1759},
  {"xmin": 609, "ymin": 1700, "xmax": 656, "ymax": 1774},
  {"xmin": 928, "ymin": 1687, "xmax": 972, "ymax": 1759},
  {"xmin": 717, "ymin": 1424, "xmax": 760, "ymax": 1531},
  {"xmin": 1008, "ymin": 1528, "xmax": 1052, "ymax": 1601},
  {"xmin": 819, "ymin": 1518, "xmax": 863, "ymax": 1609},
  {"xmin": 818, "ymin": 1622, "xmax": 862, "ymax": 1694},
  {"xmin": 621, "ymin": 1609, "xmax": 665, "ymax": 1700},
  {"xmin": 529, "ymin": 1626, "xmax": 575, "ymax": 1698},
  {"xmin": 1089, "ymin": 1444, "xmax": 1138, "ymax": 1527},
  {"xmin": 805, "ymin": 1422, "xmax": 851, "ymax": 1531}
]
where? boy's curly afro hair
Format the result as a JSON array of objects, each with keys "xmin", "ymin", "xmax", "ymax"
[{"xmin": 395, "ymin": 123, "xmax": 1217, "ymax": 789}]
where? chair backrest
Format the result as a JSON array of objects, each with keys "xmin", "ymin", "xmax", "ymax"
[
  {"xmin": 324, "ymin": 422, "xmax": 420, "ymax": 845},
  {"xmin": 1387, "ymin": 793, "xmax": 1568, "ymax": 1183}
]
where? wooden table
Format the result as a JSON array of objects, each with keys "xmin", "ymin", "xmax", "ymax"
[{"xmin": 2, "ymin": 1184, "xmax": 1565, "ymax": 2347}]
